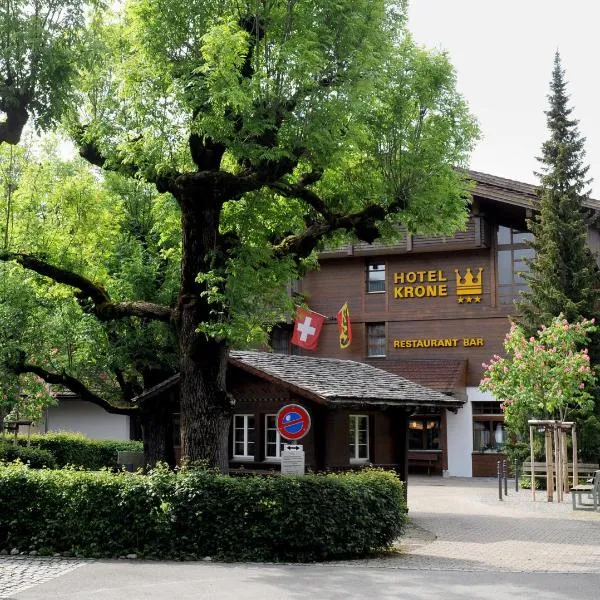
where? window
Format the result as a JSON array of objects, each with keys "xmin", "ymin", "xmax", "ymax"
[
  {"xmin": 408, "ymin": 416, "xmax": 441, "ymax": 450},
  {"xmin": 472, "ymin": 402, "xmax": 506, "ymax": 452},
  {"xmin": 367, "ymin": 262, "xmax": 386, "ymax": 293},
  {"xmin": 265, "ymin": 414, "xmax": 286, "ymax": 459},
  {"xmin": 232, "ymin": 414, "xmax": 255, "ymax": 459},
  {"xmin": 497, "ymin": 226, "xmax": 535, "ymax": 305},
  {"xmin": 367, "ymin": 323, "xmax": 386, "ymax": 357},
  {"xmin": 271, "ymin": 327, "xmax": 291, "ymax": 355},
  {"xmin": 349, "ymin": 415, "xmax": 369, "ymax": 462}
]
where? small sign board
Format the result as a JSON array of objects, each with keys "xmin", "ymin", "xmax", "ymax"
[
  {"xmin": 281, "ymin": 444, "xmax": 305, "ymax": 475},
  {"xmin": 277, "ymin": 404, "xmax": 311, "ymax": 441}
]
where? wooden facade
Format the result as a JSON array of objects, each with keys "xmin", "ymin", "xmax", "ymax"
[{"xmin": 284, "ymin": 170, "xmax": 600, "ymax": 476}]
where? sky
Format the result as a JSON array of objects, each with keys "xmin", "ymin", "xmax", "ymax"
[{"xmin": 407, "ymin": 1, "xmax": 600, "ymax": 196}]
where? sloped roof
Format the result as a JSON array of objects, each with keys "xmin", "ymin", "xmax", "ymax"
[
  {"xmin": 228, "ymin": 351, "xmax": 463, "ymax": 409},
  {"xmin": 468, "ymin": 169, "xmax": 600, "ymax": 212},
  {"xmin": 131, "ymin": 351, "xmax": 464, "ymax": 410},
  {"xmin": 377, "ymin": 360, "xmax": 466, "ymax": 394}
]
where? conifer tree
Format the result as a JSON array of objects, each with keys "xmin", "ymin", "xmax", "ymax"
[{"xmin": 517, "ymin": 52, "xmax": 599, "ymax": 336}]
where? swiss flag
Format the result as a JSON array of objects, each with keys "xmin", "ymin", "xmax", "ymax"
[{"xmin": 291, "ymin": 306, "xmax": 326, "ymax": 351}]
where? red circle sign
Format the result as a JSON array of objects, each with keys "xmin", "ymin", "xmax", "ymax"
[{"xmin": 277, "ymin": 404, "xmax": 311, "ymax": 441}]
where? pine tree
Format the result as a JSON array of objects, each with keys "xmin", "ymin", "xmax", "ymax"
[{"xmin": 517, "ymin": 52, "xmax": 600, "ymax": 336}]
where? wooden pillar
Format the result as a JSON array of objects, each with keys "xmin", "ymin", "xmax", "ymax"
[
  {"xmin": 395, "ymin": 409, "xmax": 410, "ymax": 502},
  {"xmin": 313, "ymin": 405, "xmax": 328, "ymax": 472},
  {"xmin": 545, "ymin": 427, "xmax": 554, "ymax": 502},
  {"xmin": 553, "ymin": 424, "xmax": 561, "ymax": 502},
  {"xmin": 561, "ymin": 429, "xmax": 568, "ymax": 494}
]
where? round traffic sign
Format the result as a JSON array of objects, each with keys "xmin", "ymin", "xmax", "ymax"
[{"xmin": 276, "ymin": 404, "xmax": 311, "ymax": 441}]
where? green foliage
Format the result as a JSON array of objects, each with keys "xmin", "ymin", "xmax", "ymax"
[
  {"xmin": 0, "ymin": 464, "xmax": 406, "ymax": 561},
  {"xmin": 480, "ymin": 316, "xmax": 597, "ymax": 445},
  {"xmin": 517, "ymin": 52, "xmax": 600, "ymax": 340},
  {"xmin": 17, "ymin": 432, "xmax": 143, "ymax": 470},
  {"xmin": 580, "ymin": 416, "xmax": 600, "ymax": 462},
  {"xmin": 0, "ymin": 443, "xmax": 56, "ymax": 468},
  {"xmin": 0, "ymin": 1, "xmax": 94, "ymax": 143}
]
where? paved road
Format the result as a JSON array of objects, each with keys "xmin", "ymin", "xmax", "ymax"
[{"xmin": 2, "ymin": 476, "xmax": 600, "ymax": 599}]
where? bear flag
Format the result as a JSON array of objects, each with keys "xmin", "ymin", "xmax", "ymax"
[{"xmin": 337, "ymin": 302, "xmax": 352, "ymax": 349}]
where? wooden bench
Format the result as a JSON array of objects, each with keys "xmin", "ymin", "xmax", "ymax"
[
  {"xmin": 521, "ymin": 461, "xmax": 600, "ymax": 485},
  {"xmin": 408, "ymin": 451, "xmax": 441, "ymax": 476},
  {"xmin": 570, "ymin": 470, "xmax": 600, "ymax": 510}
]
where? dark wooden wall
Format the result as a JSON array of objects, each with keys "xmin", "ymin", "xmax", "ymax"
[{"xmin": 299, "ymin": 249, "xmax": 513, "ymax": 387}]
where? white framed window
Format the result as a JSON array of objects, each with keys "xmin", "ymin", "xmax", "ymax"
[
  {"xmin": 265, "ymin": 414, "xmax": 286, "ymax": 460},
  {"xmin": 367, "ymin": 323, "xmax": 386, "ymax": 357},
  {"xmin": 232, "ymin": 414, "xmax": 255, "ymax": 459},
  {"xmin": 367, "ymin": 262, "xmax": 386, "ymax": 293},
  {"xmin": 349, "ymin": 415, "xmax": 369, "ymax": 463}
]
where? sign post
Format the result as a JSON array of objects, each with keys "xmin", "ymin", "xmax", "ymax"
[{"xmin": 276, "ymin": 404, "xmax": 311, "ymax": 475}]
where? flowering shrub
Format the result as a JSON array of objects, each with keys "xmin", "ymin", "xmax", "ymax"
[{"xmin": 480, "ymin": 315, "xmax": 596, "ymax": 436}]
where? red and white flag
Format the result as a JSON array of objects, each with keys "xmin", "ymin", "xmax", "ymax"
[{"xmin": 291, "ymin": 306, "xmax": 326, "ymax": 351}]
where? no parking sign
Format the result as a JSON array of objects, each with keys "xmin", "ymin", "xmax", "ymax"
[{"xmin": 276, "ymin": 404, "xmax": 311, "ymax": 441}]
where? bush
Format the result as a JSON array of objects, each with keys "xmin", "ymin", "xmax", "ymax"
[
  {"xmin": 16, "ymin": 433, "xmax": 143, "ymax": 470},
  {"xmin": 0, "ymin": 443, "xmax": 56, "ymax": 469},
  {"xmin": 0, "ymin": 464, "xmax": 407, "ymax": 561}
]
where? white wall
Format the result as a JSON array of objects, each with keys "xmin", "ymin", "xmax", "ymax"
[
  {"xmin": 45, "ymin": 400, "xmax": 131, "ymax": 440},
  {"xmin": 446, "ymin": 400, "xmax": 473, "ymax": 477},
  {"xmin": 445, "ymin": 387, "xmax": 499, "ymax": 477}
]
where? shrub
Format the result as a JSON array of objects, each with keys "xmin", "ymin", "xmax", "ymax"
[
  {"xmin": 0, "ymin": 464, "xmax": 406, "ymax": 561},
  {"xmin": 0, "ymin": 443, "xmax": 56, "ymax": 469},
  {"xmin": 16, "ymin": 433, "xmax": 143, "ymax": 470}
]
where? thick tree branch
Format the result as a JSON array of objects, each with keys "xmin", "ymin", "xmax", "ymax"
[
  {"xmin": 12, "ymin": 356, "xmax": 136, "ymax": 416},
  {"xmin": 72, "ymin": 125, "xmax": 180, "ymax": 194},
  {"xmin": 0, "ymin": 252, "xmax": 173, "ymax": 323}
]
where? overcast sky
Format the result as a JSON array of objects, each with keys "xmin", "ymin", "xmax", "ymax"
[{"xmin": 408, "ymin": 1, "xmax": 600, "ymax": 196}]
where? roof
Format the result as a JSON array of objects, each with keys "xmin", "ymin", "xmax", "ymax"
[
  {"xmin": 132, "ymin": 351, "xmax": 464, "ymax": 410},
  {"xmin": 229, "ymin": 351, "xmax": 463, "ymax": 409},
  {"xmin": 468, "ymin": 169, "xmax": 600, "ymax": 212},
  {"xmin": 377, "ymin": 360, "xmax": 467, "ymax": 394}
]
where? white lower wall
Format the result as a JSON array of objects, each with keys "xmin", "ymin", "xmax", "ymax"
[
  {"xmin": 45, "ymin": 400, "xmax": 131, "ymax": 440},
  {"xmin": 446, "ymin": 386, "xmax": 499, "ymax": 477},
  {"xmin": 446, "ymin": 400, "xmax": 473, "ymax": 477}
]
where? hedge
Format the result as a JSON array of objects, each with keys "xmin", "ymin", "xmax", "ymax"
[
  {"xmin": 13, "ymin": 433, "xmax": 143, "ymax": 470},
  {"xmin": 0, "ymin": 443, "xmax": 56, "ymax": 469},
  {"xmin": 0, "ymin": 464, "xmax": 407, "ymax": 561}
]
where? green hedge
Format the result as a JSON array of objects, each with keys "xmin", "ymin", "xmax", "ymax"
[
  {"xmin": 0, "ymin": 464, "xmax": 407, "ymax": 561},
  {"xmin": 0, "ymin": 443, "xmax": 56, "ymax": 469},
  {"xmin": 14, "ymin": 433, "xmax": 143, "ymax": 470}
]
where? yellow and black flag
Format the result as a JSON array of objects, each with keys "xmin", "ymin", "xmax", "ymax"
[{"xmin": 336, "ymin": 302, "xmax": 352, "ymax": 349}]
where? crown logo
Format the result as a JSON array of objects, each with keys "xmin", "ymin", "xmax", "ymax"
[{"xmin": 454, "ymin": 267, "xmax": 483, "ymax": 304}]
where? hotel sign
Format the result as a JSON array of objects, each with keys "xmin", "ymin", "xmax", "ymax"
[{"xmin": 393, "ymin": 267, "xmax": 484, "ymax": 303}]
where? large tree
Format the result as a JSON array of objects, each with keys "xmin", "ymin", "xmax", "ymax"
[
  {"xmin": 0, "ymin": 0, "xmax": 479, "ymax": 468},
  {"xmin": 517, "ymin": 52, "xmax": 600, "ymax": 335}
]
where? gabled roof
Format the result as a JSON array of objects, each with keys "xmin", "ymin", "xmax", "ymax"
[
  {"xmin": 131, "ymin": 351, "xmax": 464, "ymax": 410},
  {"xmin": 228, "ymin": 351, "xmax": 463, "ymax": 409},
  {"xmin": 468, "ymin": 169, "xmax": 600, "ymax": 212},
  {"xmin": 377, "ymin": 360, "xmax": 467, "ymax": 394}
]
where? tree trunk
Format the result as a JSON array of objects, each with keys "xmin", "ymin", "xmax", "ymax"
[
  {"xmin": 140, "ymin": 394, "xmax": 175, "ymax": 468},
  {"xmin": 177, "ymin": 189, "xmax": 233, "ymax": 470}
]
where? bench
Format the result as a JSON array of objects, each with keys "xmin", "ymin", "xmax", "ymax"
[
  {"xmin": 408, "ymin": 451, "xmax": 441, "ymax": 476},
  {"xmin": 570, "ymin": 470, "xmax": 600, "ymax": 510},
  {"xmin": 521, "ymin": 461, "xmax": 600, "ymax": 485}
]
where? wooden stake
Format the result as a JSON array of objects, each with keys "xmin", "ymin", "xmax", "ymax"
[
  {"xmin": 553, "ymin": 424, "xmax": 561, "ymax": 502},
  {"xmin": 545, "ymin": 427, "xmax": 553, "ymax": 502},
  {"xmin": 572, "ymin": 425, "xmax": 578, "ymax": 487}
]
